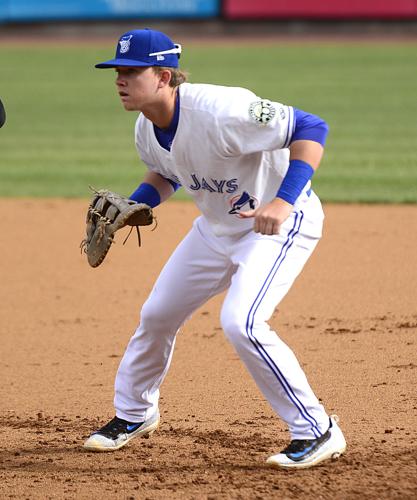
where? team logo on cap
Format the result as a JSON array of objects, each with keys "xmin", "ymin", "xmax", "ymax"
[
  {"xmin": 119, "ymin": 35, "xmax": 133, "ymax": 54},
  {"xmin": 249, "ymin": 100, "xmax": 276, "ymax": 125}
]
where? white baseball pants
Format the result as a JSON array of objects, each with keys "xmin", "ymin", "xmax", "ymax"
[{"xmin": 115, "ymin": 193, "xmax": 329, "ymax": 439}]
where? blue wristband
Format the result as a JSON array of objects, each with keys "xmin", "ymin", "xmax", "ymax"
[
  {"xmin": 129, "ymin": 183, "xmax": 161, "ymax": 208},
  {"xmin": 276, "ymin": 160, "xmax": 314, "ymax": 205}
]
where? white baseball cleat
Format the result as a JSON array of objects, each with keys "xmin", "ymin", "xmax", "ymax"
[
  {"xmin": 266, "ymin": 415, "xmax": 347, "ymax": 469},
  {"xmin": 83, "ymin": 411, "xmax": 160, "ymax": 451}
]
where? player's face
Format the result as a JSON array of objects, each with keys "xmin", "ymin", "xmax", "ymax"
[{"xmin": 115, "ymin": 67, "xmax": 161, "ymax": 111}]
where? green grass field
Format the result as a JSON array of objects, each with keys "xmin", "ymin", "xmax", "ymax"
[{"xmin": 1, "ymin": 41, "xmax": 416, "ymax": 202}]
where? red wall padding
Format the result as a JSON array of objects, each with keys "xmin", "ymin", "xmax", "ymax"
[{"xmin": 223, "ymin": 0, "xmax": 417, "ymax": 19}]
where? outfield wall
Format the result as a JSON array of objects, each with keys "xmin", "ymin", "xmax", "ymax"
[
  {"xmin": 223, "ymin": 0, "xmax": 417, "ymax": 19},
  {"xmin": 1, "ymin": 0, "xmax": 416, "ymax": 23},
  {"xmin": 0, "ymin": 0, "xmax": 220, "ymax": 22}
]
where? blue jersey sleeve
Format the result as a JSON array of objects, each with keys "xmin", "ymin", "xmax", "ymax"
[
  {"xmin": 165, "ymin": 177, "xmax": 181, "ymax": 192},
  {"xmin": 291, "ymin": 109, "xmax": 329, "ymax": 146}
]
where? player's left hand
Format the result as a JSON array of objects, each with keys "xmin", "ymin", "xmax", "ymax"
[
  {"xmin": 80, "ymin": 188, "xmax": 155, "ymax": 267},
  {"xmin": 239, "ymin": 198, "xmax": 293, "ymax": 235}
]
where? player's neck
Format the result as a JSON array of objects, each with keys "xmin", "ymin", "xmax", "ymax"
[{"xmin": 142, "ymin": 87, "xmax": 177, "ymax": 130}]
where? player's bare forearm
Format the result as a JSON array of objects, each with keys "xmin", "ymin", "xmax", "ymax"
[
  {"xmin": 142, "ymin": 171, "xmax": 177, "ymax": 203},
  {"xmin": 289, "ymin": 139, "xmax": 324, "ymax": 170}
]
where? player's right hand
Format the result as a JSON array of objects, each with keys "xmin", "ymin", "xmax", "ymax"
[{"xmin": 239, "ymin": 198, "xmax": 293, "ymax": 235}]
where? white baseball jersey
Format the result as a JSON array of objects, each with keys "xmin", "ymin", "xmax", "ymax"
[
  {"xmin": 115, "ymin": 81, "xmax": 330, "ymax": 442},
  {"xmin": 135, "ymin": 82, "xmax": 311, "ymax": 237}
]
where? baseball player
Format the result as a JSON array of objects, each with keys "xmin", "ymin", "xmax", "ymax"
[{"xmin": 84, "ymin": 28, "xmax": 347, "ymax": 469}]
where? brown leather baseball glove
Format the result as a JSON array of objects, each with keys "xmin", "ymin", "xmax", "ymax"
[{"xmin": 80, "ymin": 188, "xmax": 154, "ymax": 268}]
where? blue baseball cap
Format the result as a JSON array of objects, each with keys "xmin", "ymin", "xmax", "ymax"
[{"xmin": 95, "ymin": 28, "xmax": 181, "ymax": 69}]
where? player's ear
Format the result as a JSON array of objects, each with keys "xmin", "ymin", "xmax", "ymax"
[{"xmin": 157, "ymin": 69, "xmax": 172, "ymax": 88}]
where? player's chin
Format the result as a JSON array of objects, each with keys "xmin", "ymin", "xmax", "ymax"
[{"xmin": 120, "ymin": 99, "xmax": 136, "ymax": 111}]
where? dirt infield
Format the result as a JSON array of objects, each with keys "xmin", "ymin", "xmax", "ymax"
[{"xmin": 1, "ymin": 200, "xmax": 416, "ymax": 499}]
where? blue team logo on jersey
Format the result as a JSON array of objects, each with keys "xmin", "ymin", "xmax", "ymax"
[{"xmin": 229, "ymin": 191, "xmax": 258, "ymax": 215}]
